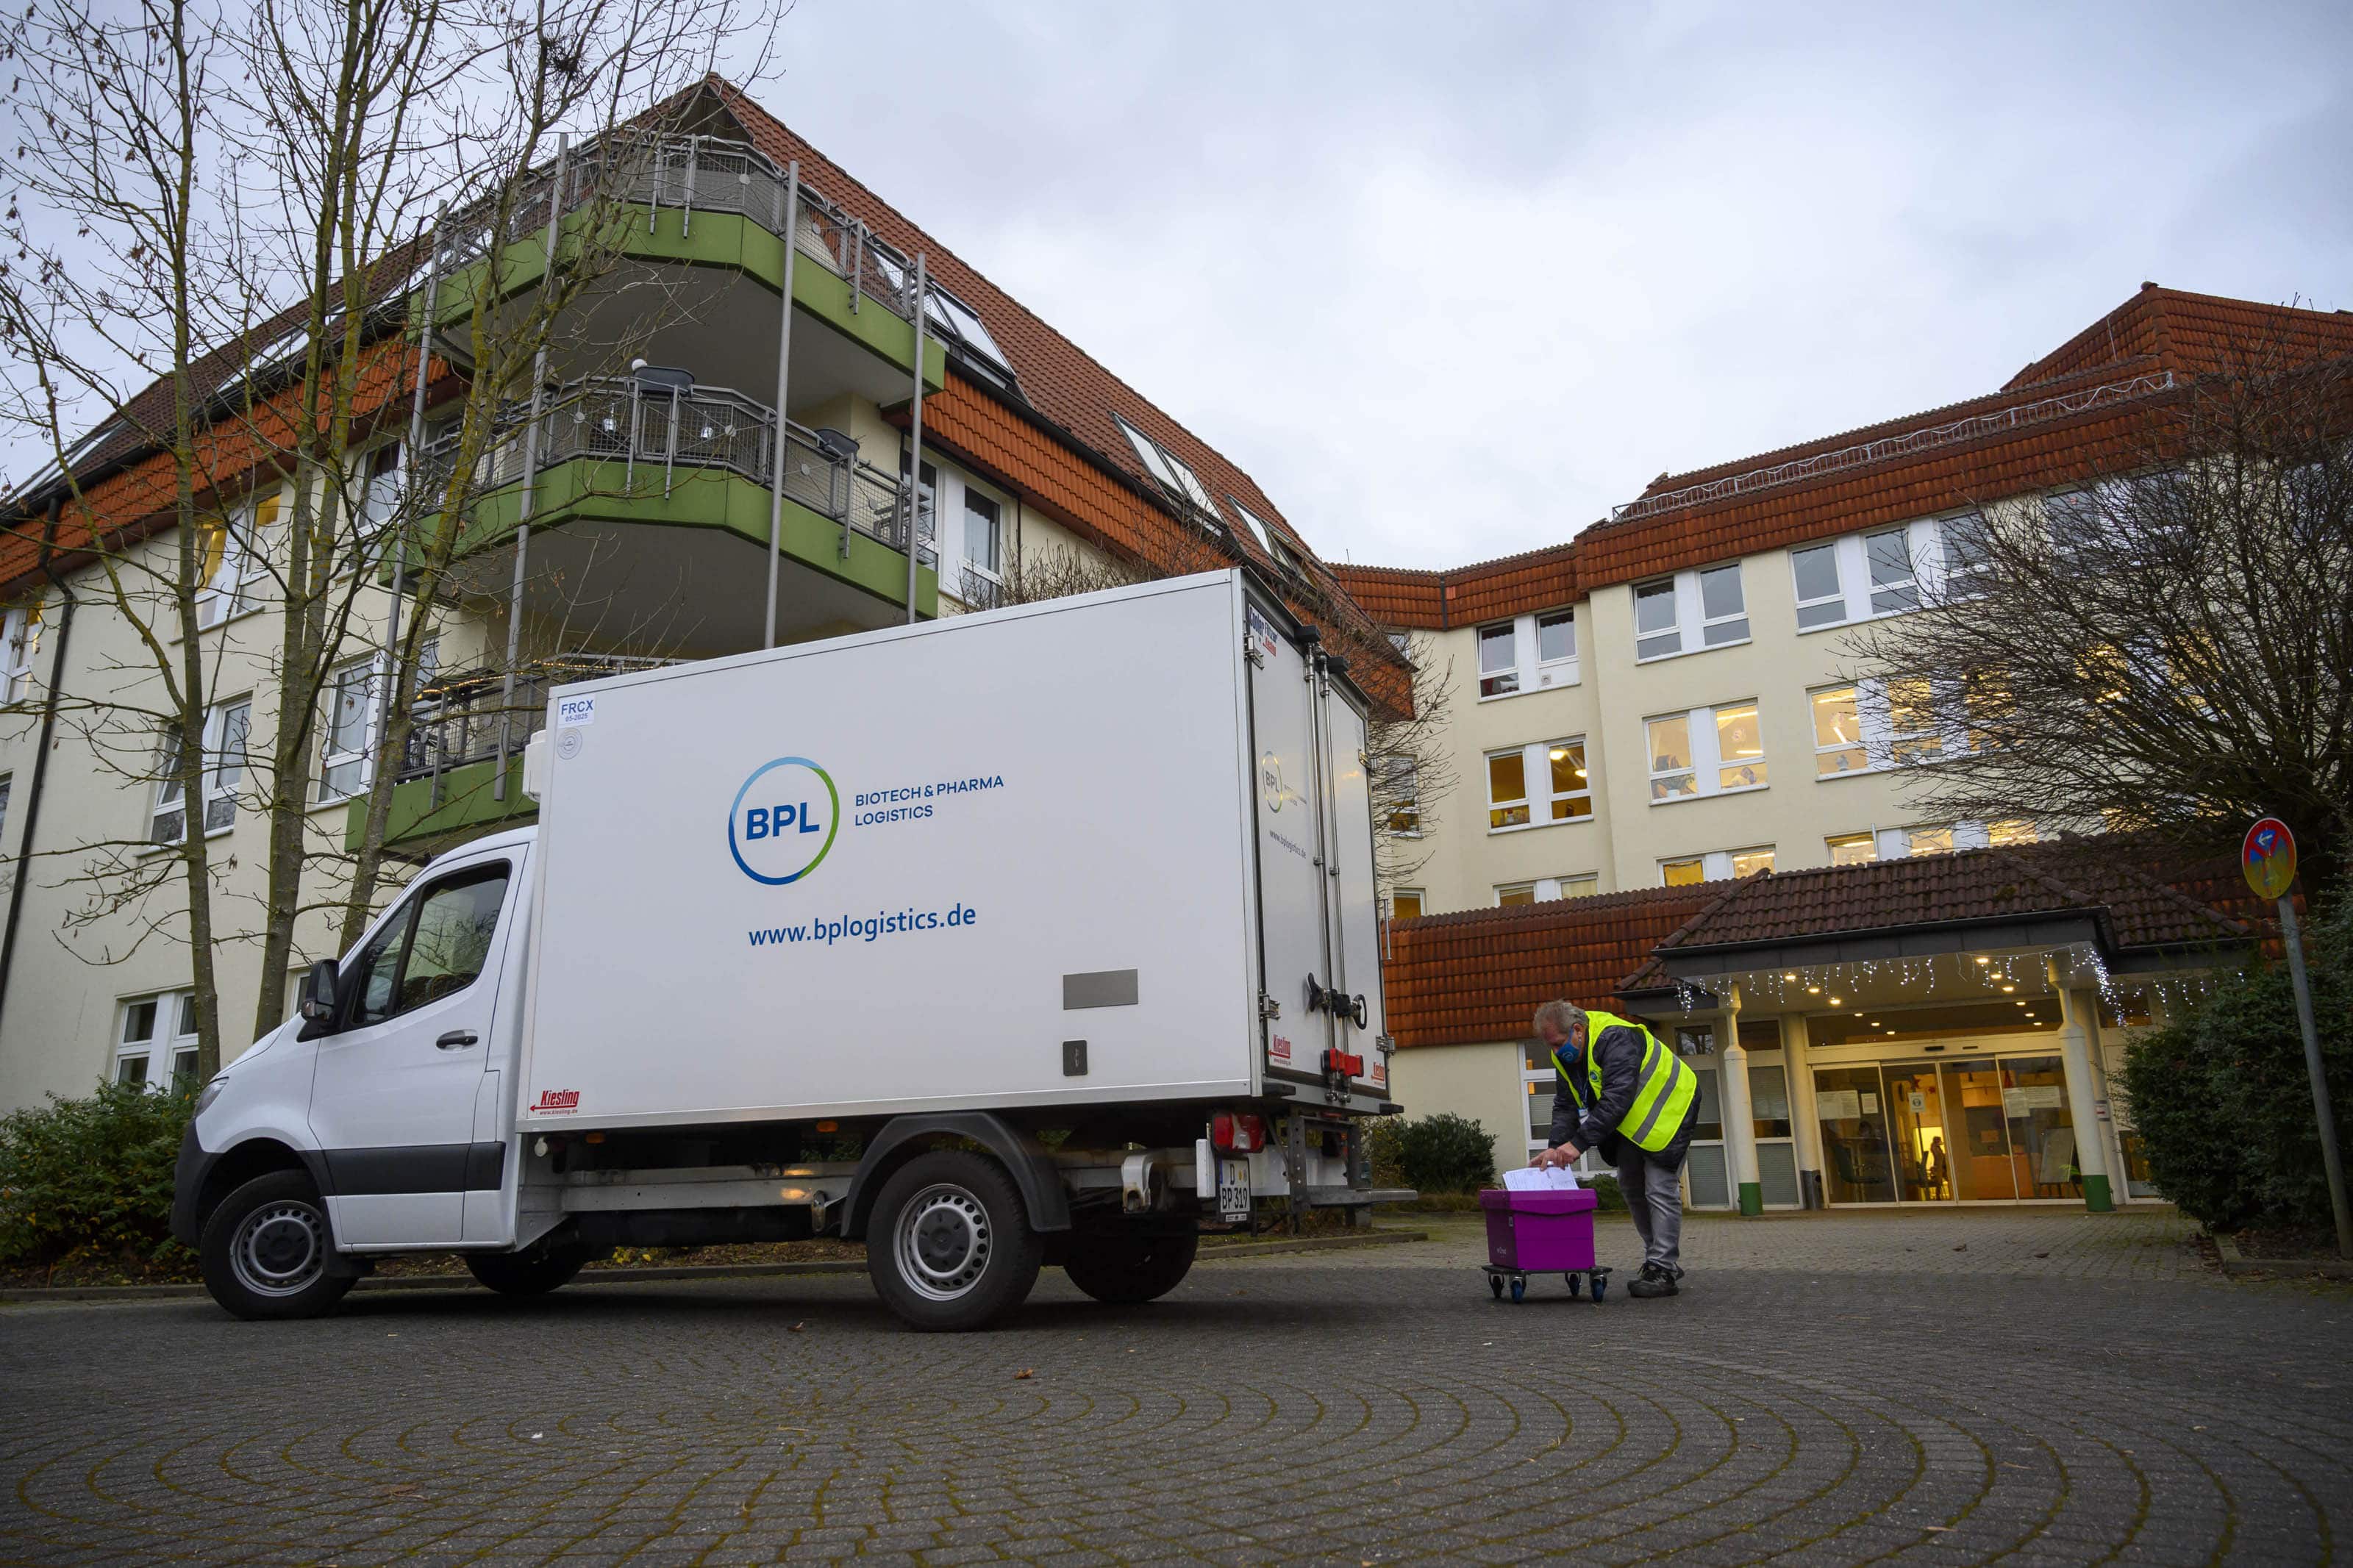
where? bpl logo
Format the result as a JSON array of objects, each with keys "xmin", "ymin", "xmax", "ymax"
[{"xmin": 727, "ymin": 756, "xmax": 840, "ymax": 885}]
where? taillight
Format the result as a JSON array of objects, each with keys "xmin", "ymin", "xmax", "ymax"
[
  {"xmin": 1324, "ymin": 1048, "xmax": 1364, "ymax": 1078},
  {"xmin": 1212, "ymin": 1112, "xmax": 1267, "ymax": 1152}
]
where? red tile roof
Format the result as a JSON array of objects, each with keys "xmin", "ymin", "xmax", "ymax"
[
  {"xmin": 1382, "ymin": 884, "xmax": 1715, "ymax": 1048},
  {"xmin": 1338, "ymin": 288, "xmax": 2353, "ymax": 626}
]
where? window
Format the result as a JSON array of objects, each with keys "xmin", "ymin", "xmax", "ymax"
[
  {"xmin": 1224, "ymin": 497, "xmax": 1277, "ymax": 557},
  {"xmin": 1864, "ymin": 528, "xmax": 1918, "ymax": 615},
  {"xmin": 1791, "ymin": 544, "xmax": 1844, "ymax": 629},
  {"xmin": 115, "ymin": 989, "xmax": 200, "ymax": 1089},
  {"xmin": 1377, "ymin": 755, "xmax": 1420, "ymax": 835},
  {"xmin": 151, "ymin": 699, "xmax": 251, "ymax": 843},
  {"xmin": 0, "ymin": 775, "xmax": 10, "ymax": 843},
  {"xmin": 1487, "ymin": 748, "xmax": 1529, "ymax": 828},
  {"xmin": 2044, "ymin": 488, "xmax": 2102, "ymax": 556},
  {"xmin": 1937, "ymin": 509, "xmax": 1993, "ymax": 601},
  {"xmin": 1713, "ymin": 704, "xmax": 1766, "ymax": 790},
  {"xmin": 1698, "ymin": 564, "xmax": 1749, "ymax": 645},
  {"xmin": 1812, "ymin": 686, "xmax": 1865, "ymax": 776},
  {"xmin": 2, "ymin": 599, "xmax": 43, "ymax": 701},
  {"xmin": 1988, "ymin": 818, "xmax": 2038, "ymax": 847},
  {"xmin": 1497, "ymin": 874, "xmax": 1597, "ymax": 906},
  {"xmin": 1885, "ymin": 677, "xmax": 1943, "ymax": 763},
  {"xmin": 1906, "ymin": 824, "xmax": 1954, "ymax": 856},
  {"xmin": 963, "ymin": 487, "xmax": 1001, "ymax": 577},
  {"xmin": 1389, "ymin": 889, "xmax": 1424, "ymax": 920},
  {"xmin": 319, "ymin": 661, "xmax": 376, "ymax": 801},
  {"xmin": 348, "ymin": 863, "xmax": 511, "ymax": 1028},
  {"xmin": 351, "ymin": 443, "xmax": 403, "ymax": 563},
  {"xmin": 1476, "ymin": 608, "xmax": 1579, "ymax": 696},
  {"xmin": 1544, "ymin": 740, "xmax": 1591, "ymax": 820},
  {"xmin": 1660, "ymin": 847, "xmax": 1774, "ymax": 885},
  {"xmin": 1649, "ymin": 701, "xmax": 1765, "ymax": 802},
  {"xmin": 922, "ymin": 285, "xmax": 1013, "ymax": 376},
  {"xmin": 1113, "ymin": 415, "xmax": 1222, "ymax": 526},
  {"xmin": 1478, "ymin": 623, "xmax": 1519, "ymax": 698},
  {"xmin": 197, "ymin": 491, "xmax": 277, "ymax": 629},
  {"xmin": 1633, "ymin": 578, "xmax": 1680, "ymax": 659},
  {"xmin": 1826, "ymin": 831, "xmax": 1877, "ymax": 865}
]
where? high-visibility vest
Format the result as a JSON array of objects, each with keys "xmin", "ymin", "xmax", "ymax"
[{"xmin": 1553, "ymin": 1009, "xmax": 1698, "ymax": 1153}]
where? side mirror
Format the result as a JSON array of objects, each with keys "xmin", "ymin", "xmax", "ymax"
[{"xmin": 299, "ymin": 959, "xmax": 340, "ymax": 1023}]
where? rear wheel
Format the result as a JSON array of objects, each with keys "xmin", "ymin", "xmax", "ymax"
[
  {"xmin": 866, "ymin": 1150, "xmax": 1043, "ymax": 1332},
  {"xmin": 466, "ymin": 1240, "xmax": 594, "ymax": 1297},
  {"xmin": 199, "ymin": 1170, "xmax": 356, "ymax": 1322},
  {"xmin": 1063, "ymin": 1224, "xmax": 1199, "ymax": 1305}
]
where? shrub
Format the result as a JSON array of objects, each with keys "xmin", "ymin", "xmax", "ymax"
[
  {"xmin": 1371, "ymin": 1112, "xmax": 1498, "ymax": 1195},
  {"xmin": 2118, "ymin": 886, "xmax": 2351, "ymax": 1232},
  {"xmin": 0, "ymin": 1079, "xmax": 195, "ymax": 1266}
]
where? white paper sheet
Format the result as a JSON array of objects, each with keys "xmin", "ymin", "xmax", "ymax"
[{"xmin": 1503, "ymin": 1166, "xmax": 1582, "ymax": 1192}]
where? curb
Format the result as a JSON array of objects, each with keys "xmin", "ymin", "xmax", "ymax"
[
  {"xmin": 2211, "ymin": 1233, "xmax": 2353, "ymax": 1281},
  {"xmin": 0, "ymin": 1228, "xmax": 1430, "ymax": 1306}
]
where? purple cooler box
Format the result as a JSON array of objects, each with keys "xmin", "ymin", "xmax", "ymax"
[{"xmin": 1478, "ymin": 1186, "xmax": 1599, "ymax": 1272}]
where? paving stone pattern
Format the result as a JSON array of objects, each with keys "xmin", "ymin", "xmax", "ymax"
[{"xmin": 1, "ymin": 1211, "xmax": 2347, "ymax": 1566}]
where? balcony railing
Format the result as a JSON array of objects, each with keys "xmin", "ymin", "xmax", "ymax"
[
  {"xmin": 396, "ymin": 655, "xmax": 679, "ymax": 801},
  {"xmin": 414, "ymin": 376, "xmax": 935, "ymax": 562}
]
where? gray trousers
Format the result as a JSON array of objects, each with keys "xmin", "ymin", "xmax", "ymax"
[{"xmin": 1615, "ymin": 1146, "xmax": 1686, "ymax": 1272}]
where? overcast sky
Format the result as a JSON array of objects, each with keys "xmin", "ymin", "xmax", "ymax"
[{"xmin": 725, "ymin": 1, "xmax": 2351, "ymax": 570}]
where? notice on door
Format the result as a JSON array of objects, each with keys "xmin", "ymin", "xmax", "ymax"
[
  {"xmin": 1815, "ymin": 1089, "xmax": 1862, "ymax": 1121},
  {"xmin": 2003, "ymin": 1085, "xmax": 2065, "ymax": 1117}
]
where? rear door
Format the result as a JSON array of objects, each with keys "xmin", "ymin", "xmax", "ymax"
[
  {"xmin": 1318, "ymin": 681, "xmax": 1390, "ymax": 1098},
  {"xmin": 1245, "ymin": 599, "xmax": 1335, "ymax": 1084}
]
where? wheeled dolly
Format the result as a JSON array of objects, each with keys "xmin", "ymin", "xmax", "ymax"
[{"xmin": 1483, "ymin": 1264, "xmax": 1610, "ymax": 1303}]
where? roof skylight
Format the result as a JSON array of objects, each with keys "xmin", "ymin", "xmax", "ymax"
[
  {"xmin": 1115, "ymin": 414, "xmax": 1224, "ymax": 526},
  {"xmin": 1225, "ymin": 496, "xmax": 1278, "ymax": 556}
]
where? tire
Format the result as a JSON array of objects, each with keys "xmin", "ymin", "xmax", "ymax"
[
  {"xmin": 1063, "ymin": 1224, "xmax": 1199, "ymax": 1305},
  {"xmin": 465, "ymin": 1241, "xmax": 593, "ymax": 1297},
  {"xmin": 198, "ymin": 1170, "xmax": 356, "ymax": 1322},
  {"xmin": 865, "ymin": 1150, "xmax": 1043, "ymax": 1331}
]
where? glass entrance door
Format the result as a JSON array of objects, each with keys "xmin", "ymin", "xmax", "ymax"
[
  {"xmin": 1940, "ymin": 1062, "xmax": 2017, "ymax": 1200},
  {"xmin": 1883, "ymin": 1064, "xmax": 1950, "ymax": 1201},
  {"xmin": 1813, "ymin": 1065, "xmax": 1895, "ymax": 1203}
]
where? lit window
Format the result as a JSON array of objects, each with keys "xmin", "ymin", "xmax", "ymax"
[
  {"xmin": 1478, "ymin": 623, "xmax": 1519, "ymax": 698},
  {"xmin": 1713, "ymin": 704, "xmax": 1767, "ymax": 791},
  {"xmin": 1827, "ymin": 831, "xmax": 1877, "ymax": 865},
  {"xmin": 1729, "ymin": 847, "xmax": 1775, "ymax": 877},
  {"xmin": 1699, "ymin": 564, "xmax": 1749, "ymax": 645},
  {"xmin": 1390, "ymin": 889, "xmax": 1424, "ymax": 920},
  {"xmin": 1633, "ymin": 579, "xmax": 1680, "ymax": 659},
  {"xmin": 1536, "ymin": 609, "xmax": 1575, "ymax": 666},
  {"xmin": 1886, "ymin": 678, "xmax": 1943, "ymax": 763},
  {"xmin": 1660, "ymin": 857, "xmax": 1705, "ymax": 887},
  {"xmin": 1546, "ymin": 740, "xmax": 1591, "ymax": 820},
  {"xmin": 1906, "ymin": 824, "xmax": 1955, "ymax": 856},
  {"xmin": 1497, "ymin": 882, "xmax": 1537, "ymax": 906},
  {"xmin": 1791, "ymin": 543, "xmax": 1845, "ymax": 629},
  {"xmin": 1865, "ymin": 528, "xmax": 1918, "ymax": 615},
  {"xmin": 1487, "ymin": 749, "xmax": 1529, "ymax": 828},
  {"xmin": 1665, "ymin": 847, "xmax": 1776, "ymax": 884},
  {"xmin": 1646, "ymin": 713, "xmax": 1695, "ymax": 801},
  {"xmin": 1812, "ymin": 686, "xmax": 1865, "ymax": 776},
  {"xmin": 1378, "ymin": 755, "xmax": 1421, "ymax": 835},
  {"xmin": 1988, "ymin": 819, "xmax": 2038, "ymax": 847}
]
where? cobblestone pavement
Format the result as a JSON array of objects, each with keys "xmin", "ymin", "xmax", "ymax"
[{"xmin": 3, "ymin": 1211, "xmax": 2347, "ymax": 1566}]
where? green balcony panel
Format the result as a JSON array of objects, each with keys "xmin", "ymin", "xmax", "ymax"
[{"xmin": 344, "ymin": 756, "xmax": 534, "ymax": 855}]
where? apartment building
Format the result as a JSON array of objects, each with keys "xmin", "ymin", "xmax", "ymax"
[
  {"xmin": 1338, "ymin": 286, "xmax": 2347, "ymax": 1213},
  {"xmin": 0, "ymin": 77, "xmax": 1396, "ymax": 1113}
]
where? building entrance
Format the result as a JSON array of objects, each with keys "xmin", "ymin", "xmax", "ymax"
[{"xmin": 1815, "ymin": 1055, "xmax": 2081, "ymax": 1204}]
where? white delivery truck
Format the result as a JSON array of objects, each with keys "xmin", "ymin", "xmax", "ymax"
[{"xmin": 174, "ymin": 572, "xmax": 1400, "ymax": 1330}]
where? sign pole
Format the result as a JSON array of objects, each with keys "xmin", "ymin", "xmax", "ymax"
[
  {"xmin": 2277, "ymin": 894, "xmax": 2352, "ymax": 1257},
  {"xmin": 2244, "ymin": 816, "xmax": 2350, "ymax": 1258}
]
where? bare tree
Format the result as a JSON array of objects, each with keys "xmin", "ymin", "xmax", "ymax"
[
  {"xmin": 1367, "ymin": 631, "xmax": 1455, "ymax": 894},
  {"xmin": 1846, "ymin": 321, "xmax": 2353, "ymax": 896}
]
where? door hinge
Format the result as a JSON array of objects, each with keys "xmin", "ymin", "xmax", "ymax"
[{"xmin": 1258, "ymin": 993, "xmax": 1282, "ymax": 1021}]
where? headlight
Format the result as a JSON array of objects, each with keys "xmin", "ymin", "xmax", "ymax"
[{"xmin": 193, "ymin": 1075, "xmax": 229, "ymax": 1119}]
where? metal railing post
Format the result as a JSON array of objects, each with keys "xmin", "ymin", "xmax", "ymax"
[
  {"xmin": 682, "ymin": 135, "xmax": 699, "ymax": 237},
  {"xmin": 376, "ymin": 202, "xmax": 446, "ymax": 790},
  {"xmin": 765, "ymin": 159, "xmax": 801, "ymax": 650},
  {"xmin": 905, "ymin": 251, "xmax": 926, "ymax": 625},
  {"xmin": 495, "ymin": 131, "xmax": 567, "ymax": 803}
]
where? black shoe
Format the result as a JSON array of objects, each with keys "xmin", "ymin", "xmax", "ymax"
[{"xmin": 1627, "ymin": 1263, "xmax": 1679, "ymax": 1298}]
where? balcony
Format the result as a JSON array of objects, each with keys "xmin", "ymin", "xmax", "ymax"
[{"xmin": 344, "ymin": 654, "xmax": 679, "ymax": 854}]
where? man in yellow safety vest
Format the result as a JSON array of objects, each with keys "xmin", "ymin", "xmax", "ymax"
[{"xmin": 1530, "ymin": 999, "xmax": 1699, "ymax": 1297}]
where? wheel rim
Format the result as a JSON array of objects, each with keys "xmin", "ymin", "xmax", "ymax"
[
  {"xmin": 893, "ymin": 1183, "xmax": 992, "ymax": 1302},
  {"xmin": 230, "ymin": 1200, "xmax": 326, "ymax": 1298}
]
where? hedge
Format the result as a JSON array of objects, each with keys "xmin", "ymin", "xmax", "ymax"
[{"xmin": 0, "ymin": 1079, "xmax": 195, "ymax": 1266}]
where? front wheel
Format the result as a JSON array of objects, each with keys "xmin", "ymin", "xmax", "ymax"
[
  {"xmin": 1063, "ymin": 1224, "xmax": 1199, "ymax": 1305},
  {"xmin": 866, "ymin": 1150, "xmax": 1043, "ymax": 1331},
  {"xmin": 199, "ymin": 1170, "xmax": 356, "ymax": 1321},
  {"xmin": 466, "ymin": 1240, "xmax": 595, "ymax": 1297}
]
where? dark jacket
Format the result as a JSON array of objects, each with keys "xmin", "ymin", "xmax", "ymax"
[{"xmin": 1548, "ymin": 1021, "xmax": 1695, "ymax": 1170}]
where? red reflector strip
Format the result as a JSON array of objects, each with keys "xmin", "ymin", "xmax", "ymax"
[{"xmin": 1325, "ymin": 1050, "xmax": 1364, "ymax": 1077}]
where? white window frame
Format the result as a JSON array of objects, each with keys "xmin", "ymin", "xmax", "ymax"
[
  {"xmin": 1485, "ymin": 738, "xmax": 1593, "ymax": 833},
  {"xmin": 114, "ymin": 988, "xmax": 199, "ymax": 1090},
  {"xmin": 1788, "ymin": 516, "xmax": 1960, "ymax": 631},
  {"xmin": 1660, "ymin": 846, "xmax": 1775, "ymax": 885},
  {"xmin": 0, "ymin": 773, "xmax": 12, "ymax": 845},
  {"xmin": 196, "ymin": 492, "xmax": 277, "ymax": 629},
  {"xmin": 1524, "ymin": 1045, "xmax": 1613, "ymax": 1168},
  {"xmin": 1474, "ymin": 607, "xmax": 1580, "ymax": 700},
  {"xmin": 1825, "ymin": 831, "xmax": 1877, "ymax": 865},
  {"xmin": 1822, "ymin": 676, "xmax": 1982, "ymax": 774},
  {"xmin": 1377, "ymin": 753, "xmax": 1421, "ymax": 837},
  {"xmin": 318, "ymin": 658, "xmax": 379, "ymax": 803},
  {"xmin": 349, "ymin": 441, "xmax": 404, "ymax": 568},
  {"xmin": 1635, "ymin": 566, "xmax": 1747, "ymax": 662},
  {"xmin": 1869, "ymin": 819, "xmax": 2034, "ymax": 860},
  {"xmin": 1790, "ymin": 542, "xmax": 1846, "ymax": 629},
  {"xmin": 1388, "ymin": 887, "xmax": 1425, "ymax": 920},
  {"xmin": 1, "ymin": 598, "xmax": 42, "ymax": 701},
  {"xmin": 1810, "ymin": 684, "xmax": 1868, "ymax": 778},
  {"xmin": 1477, "ymin": 621, "xmax": 1520, "ymax": 698},
  {"xmin": 961, "ymin": 480, "xmax": 1004, "ymax": 581},
  {"xmin": 1647, "ymin": 701, "xmax": 1767, "ymax": 803},
  {"xmin": 1863, "ymin": 526, "xmax": 1919, "ymax": 616},
  {"xmin": 1533, "ymin": 609, "xmax": 1577, "ymax": 687},
  {"xmin": 152, "ymin": 698, "xmax": 251, "ymax": 845},
  {"xmin": 1496, "ymin": 873, "xmax": 1597, "ymax": 907}
]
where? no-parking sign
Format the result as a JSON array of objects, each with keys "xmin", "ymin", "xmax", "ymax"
[{"xmin": 2243, "ymin": 817, "xmax": 2297, "ymax": 901}]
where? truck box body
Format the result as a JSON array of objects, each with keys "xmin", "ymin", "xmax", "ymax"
[{"xmin": 516, "ymin": 571, "xmax": 1389, "ymax": 1131}]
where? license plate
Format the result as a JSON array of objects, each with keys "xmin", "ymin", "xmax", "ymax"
[{"xmin": 1218, "ymin": 1159, "xmax": 1250, "ymax": 1221}]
